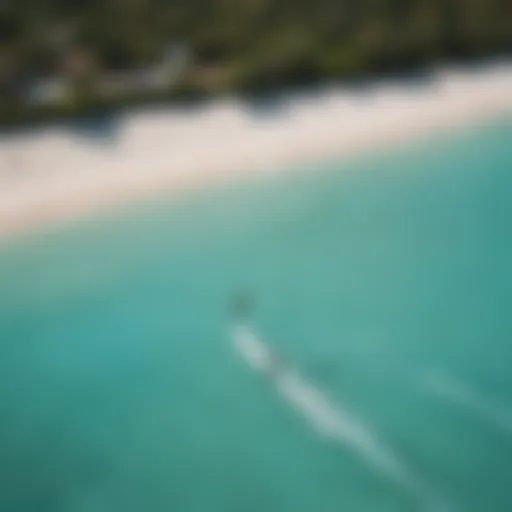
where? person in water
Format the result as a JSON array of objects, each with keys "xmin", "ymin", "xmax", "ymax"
[
  {"xmin": 231, "ymin": 290, "xmax": 285, "ymax": 377},
  {"xmin": 231, "ymin": 290, "xmax": 253, "ymax": 320}
]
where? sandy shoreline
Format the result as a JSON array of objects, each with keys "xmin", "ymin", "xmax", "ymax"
[{"xmin": 1, "ymin": 63, "xmax": 512, "ymax": 241}]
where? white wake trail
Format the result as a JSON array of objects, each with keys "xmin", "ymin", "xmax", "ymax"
[
  {"xmin": 231, "ymin": 324, "xmax": 452, "ymax": 511},
  {"xmin": 423, "ymin": 372, "xmax": 512, "ymax": 435}
]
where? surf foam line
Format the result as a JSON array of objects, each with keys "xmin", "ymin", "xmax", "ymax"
[
  {"xmin": 423, "ymin": 372, "xmax": 512, "ymax": 435},
  {"xmin": 231, "ymin": 324, "xmax": 453, "ymax": 511}
]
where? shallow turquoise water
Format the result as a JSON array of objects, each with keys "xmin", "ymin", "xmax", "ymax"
[{"xmin": 1, "ymin": 119, "xmax": 512, "ymax": 512}]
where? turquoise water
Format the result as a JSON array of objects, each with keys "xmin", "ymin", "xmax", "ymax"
[{"xmin": 1, "ymin": 119, "xmax": 512, "ymax": 512}]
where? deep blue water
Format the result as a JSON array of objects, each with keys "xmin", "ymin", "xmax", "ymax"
[{"xmin": 0, "ymin": 118, "xmax": 512, "ymax": 512}]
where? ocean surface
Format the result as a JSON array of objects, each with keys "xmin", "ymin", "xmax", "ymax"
[{"xmin": 0, "ymin": 118, "xmax": 511, "ymax": 512}]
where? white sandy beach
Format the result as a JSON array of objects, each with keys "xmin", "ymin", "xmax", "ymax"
[{"xmin": 1, "ymin": 63, "xmax": 511, "ymax": 239}]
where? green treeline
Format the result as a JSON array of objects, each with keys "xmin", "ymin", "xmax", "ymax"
[{"xmin": 0, "ymin": 0, "xmax": 510, "ymax": 123}]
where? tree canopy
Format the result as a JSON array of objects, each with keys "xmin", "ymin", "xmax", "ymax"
[{"xmin": 0, "ymin": 0, "xmax": 510, "ymax": 122}]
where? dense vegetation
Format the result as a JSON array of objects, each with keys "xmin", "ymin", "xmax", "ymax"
[{"xmin": 0, "ymin": 0, "xmax": 510, "ymax": 123}]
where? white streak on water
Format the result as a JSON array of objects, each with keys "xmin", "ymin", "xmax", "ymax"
[
  {"xmin": 423, "ymin": 372, "xmax": 512, "ymax": 435},
  {"xmin": 231, "ymin": 324, "xmax": 453, "ymax": 511}
]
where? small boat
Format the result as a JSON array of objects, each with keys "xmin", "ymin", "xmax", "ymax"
[{"xmin": 229, "ymin": 291, "xmax": 282, "ymax": 378}]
